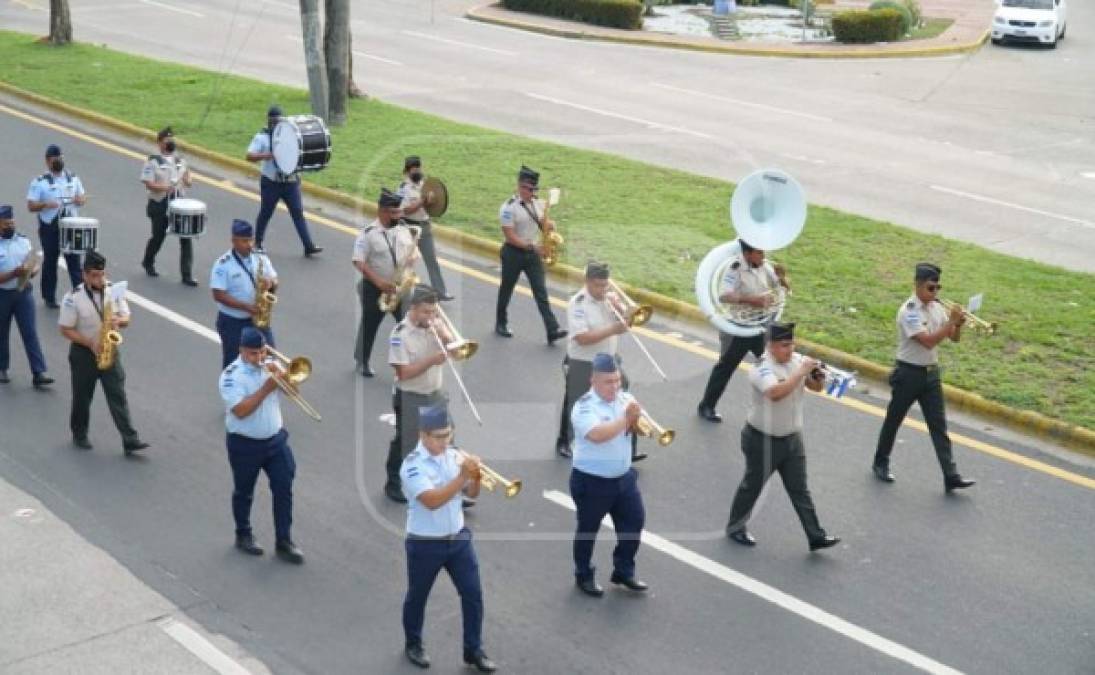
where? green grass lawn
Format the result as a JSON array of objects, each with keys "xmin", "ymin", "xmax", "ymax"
[
  {"xmin": 904, "ymin": 17, "xmax": 954, "ymax": 41},
  {"xmin": 2, "ymin": 31, "xmax": 1092, "ymax": 429}
]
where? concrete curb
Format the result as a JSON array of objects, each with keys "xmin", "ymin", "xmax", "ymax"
[
  {"xmin": 465, "ymin": 4, "xmax": 990, "ymax": 59},
  {"xmin": 3, "ymin": 79, "xmax": 1091, "ymax": 456}
]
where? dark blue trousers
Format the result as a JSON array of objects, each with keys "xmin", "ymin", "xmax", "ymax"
[
  {"xmin": 255, "ymin": 176, "xmax": 315, "ymax": 250},
  {"xmin": 216, "ymin": 312, "xmax": 275, "ymax": 369},
  {"xmin": 37, "ymin": 219, "xmax": 82, "ymax": 304},
  {"xmin": 226, "ymin": 429, "xmax": 295, "ymax": 542},
  {"xmin": 570, "ymin": 468, "xmax": 645, "ymax": 581},
  {"xmin": 403, "ymin": 528, "xmax": 483, "ymax": 653},
  {"xmin": 0, "ymin": 287, "xmax": 47, "ymax": 374}
]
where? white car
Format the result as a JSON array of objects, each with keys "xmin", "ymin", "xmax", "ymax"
[{"xmin": 992, "ymin": 0, "xmax": 1067, "ymax": 47}]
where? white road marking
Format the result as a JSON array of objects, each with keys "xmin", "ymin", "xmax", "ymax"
[
  {"xmin": 400, "ymin": 29, "xmax": 519, "ymax": 56},
  {"xmin": 650, "ymin": 82, "xmax": 833, "ymax": 123},
  {"xmin": 929, "ymin": 185, "xmax": 1095, "ymax": 230},
  {"xmin": 157, "ymin": 617, "xmax": 252, "ymax": 675},
  {"xmin": 1082, "ymin": 171, "xmax": 1095, "ymax": 180},
  {"xmin": 525, "ymin": 93, "xmax": 714, "ymax": 139},
  {"xmin": 542, "ymin": 489, "xmax": 963, "ymax": 675},
  {"xmin": 780, "ymin": 152, "xmax": 826, "ymax": 165},
  {"xmin": 284, "ymin": 35, "xmax": 403, "ymax": 66},
  {"xmin": 138, "ymin": 0, "xmax": 203, "ymax": 18}
]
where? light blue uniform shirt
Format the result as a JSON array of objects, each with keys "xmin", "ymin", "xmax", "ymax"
[
  {"xmin": 219, "ymin": 357, "xmax": 283, "ymax": 439},
  {"xmin": 26, "ymin": 171, "xmax": 85, "ymax": 223},
  {"xmin": 571, "ymin": 389, "xmax": 635, "ymax": 478},
  {"xmin": 401, "ymin": 444, "xmax": 465, "ymax": 537},
  {"xmin": 0, "ymin": 234, "xmax": 33, "ymax": 291},
  {"xmin": 247, "ymin": 130, "xmax": 295, "ymax": 181},
  {"xmin": 210, "ymin": 249, "xmax": 277, "ymax": 319}
]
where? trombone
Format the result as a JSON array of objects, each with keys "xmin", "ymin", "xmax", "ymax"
[
  {"xmin": 264, "ymin": 346, "xmax": 322, "ymax": 421},
  {"xmin": 605, "ymin": 291, "xmax": 667, "ymax": 382},
  {"xmin": 428, "ymin": 317, "xmax": 483, "ymax": 425},
  {"xmin": 607, "ymin": 279, "xmax": 652, "ymax": 327},
  {"xmin": 456, "ymin": 449, "xmax": 521, "ymax": 498},
  {"xmin": 435, "ymin": 305, "xmax": 478, "ymax": 361},
  {"xmin": 937, "ymin": 298, "xmax": 997, "ymax": 336},
  {"xmin": 633, "ymin": 408, "xmax": 675, "ymax": 446}
]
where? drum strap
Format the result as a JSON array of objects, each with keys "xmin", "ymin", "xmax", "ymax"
[{"xmin": 231, "ymin": 250, "xmax": 259, "ymax": 290}]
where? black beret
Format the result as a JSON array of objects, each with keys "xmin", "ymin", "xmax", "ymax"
[
  {"xmin": 739, "ymin": 238, "xmax": 758, "ymax": 254},
  {"xmin": 378, "ymin": 188, "xmax": 403, "ymax": 209},
  {"xmin": 518, "ymin": 165, "xmax": 540, "ymax": 186},
  {"xmin": 157, "ymin": 126, "xmax": 174, "ymax": 141},
  {"xmin": 267, "ymin": 105, "xmax": 283, "ymax": 118},
  {"xmin": 409, "ymin": 284, "xmax": 440, "ymax": 306},
  {"xmin": 404, "ymin": 155, "xmax": 421, "ymax": 171},
  {"xmin": 915, "ymin": 262, "xmax": 941, "ymax": 282},
  {"xmin": 585, "ymin": 261, "xmax": 610, "ymax": 279},
  {"xmin": 83, "ymin": 250, "xmax": 106, "ymax": 271},
  {"xmin": 768, "ymin": 321, "xmax": 795, "ymax": 342}
]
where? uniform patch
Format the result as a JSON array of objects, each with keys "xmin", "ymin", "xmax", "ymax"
[
  {"xmin": 905, "ymin": 301, "xmax": 916, "ymax": 309},
  {"xmin": 904, "ymin": 311, "xmax": 921, "ymax": 325}
]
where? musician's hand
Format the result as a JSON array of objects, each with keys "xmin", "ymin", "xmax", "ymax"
[
  {"xmin": 625, "ymin": 401, "xmax": 642, "ymax": 425},
  {"xmin": 545, "ymin": 218, "xmax": 556, "ymax": 231},
  {"xmin": 45, "ymin": 200, "xmax": 61, "ymax": 210},
  {"xmin": 246, "ymin": 303, "xmax": 260, "ymax": 316},
  {"xmin": 74, "ymin": 195, "xmax": 87, "ymax": 206},
  {"xmin": 380, "ymin": 281, "xmax": 398, "ymax": 294},
  {"xmin": 948, "ymin": 305, "xmax": 964, "ymax": 325},
  {"xmin": 460, "ymin": 454, "xmax": 481, "ymax": 480},
  {"xmin": 798, "ymin": 357, "xmax": 819, "ymax": 377},
  {"xmin": 433, "ymin": 351, "xmax": 449, "ymax": 366},
  {"xmin": 86, "ymin": 338, "xmax": 101, "ymax": 356},
  {"xmin": 746, "ymin": 295, "xmax": 769, "ymax": 308},
  {"xmin": 110, "ymin": 316, "xmax": 124, "ymax": 330}
]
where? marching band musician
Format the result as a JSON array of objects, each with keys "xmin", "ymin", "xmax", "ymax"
[
  {"xmin": 26, "ymin": 143, "xmax": 85, "ymax": 308},
  {"xmin": 218, "ymin": 326, "xmax": 305, "ymax": 564},
  {"xmin": 140, "ymin": 126, "xmax": 197, "ymax": 286},
  {"xmin": 58, "ymin": 250, "xmax": 149, "ymax": 455},
  {"xmin": 494, "ymin": 166, "xmax": 566, "ymax": 345},
  {"xmin": 0, "ymin": 204, "xmax": 53, "ymax": 387},
  {"xmin": 724, "ymin": 322, "xmax": 840, "ymax": 552},
  {"xmin": 569, "ymin": 353, "xmax": 648, "ymax": 598},
  {"xmin": 556, "ymin": 262, "xmax": 645, "ymax": 462},
  {"xmin": 245, "ymin": 105, "xmax": 323, "ymax": 256},
  {"xmin": 697, "ymin": 238, "xmax": 787, "ymax": 423},
  {"xmin": 399, "ymin": 403, "xmax": 496, "ymax": 672},
  {"xmin": 210, "ymin": 219, "xmax": 278, "ymax": 369},
  {"xmin": 384, "ymin": 285, "xmax": 455, "ymax": 504},
  {"xmin": 353, "ymin": 188, "xmax": 417, "ymax": 378},
  {"xmin": 872, "ymin": 263, "xmax": 976, "ymax": 492},
  {"xmin": 398, "ymin": 156, "xmax": 451, "ymax": 300}
]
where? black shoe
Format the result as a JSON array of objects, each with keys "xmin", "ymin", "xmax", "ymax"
[
  {"xmin": 575, "ymin": 576, "xmax": 604, "ymax": 597},
  {"xmin": 609, "ymin": 571, "xmax": 649, "ymax": 592},
  {"xmin": 123, "ymin": 440, "xmax": 150, "ymax": 456},
  {"xmin": 235, "ymin": 534, "xmax": 264, "ymax": 556},
  {"xmin": 546, "ymin": 328, "xmax": 568, "ymax": 346},
  {"xmin": 0, "ymin": 371, "xmax": 9, "ymax": 384},
  {"xmin": 405, "ymin": 643, "xmax": 430, "ymax": 669},
  {"xmin": 872, "ymin": 464, "xmax": 895, "ymax": 483},
  {"xmin": 73, "ymin": 436, "xmax": 93, "ymax": 450},
  {"xmin": 945, "ymin": 474, "xmax": 976, "ymax": 492},
  {"xmin": 697, "ymin": 404, "xmax": 722, "ymax": 423},
  {"xmin": 555, "ymin": 440, "xmax": 572, "ymax": 458},
  {"xmin": 358, "ymin": 363, "xmax": 375, "ymax": 378},
  {"xmin": 45, "ymin": 300, "xmax": 60, "ymax": 309},
  {"xmin": 463, "ymin": 649, "xmax": 498, "ymax": 673},
  {"xmin": 462, "ymin": 498, "xmax": 477, "ymax": 509},
  {"xmin": 632, "ymin": 451, "xmax": 648, "ymax": 462},
  {"xmin": 275, "ymin": 540, "xmax": 305, "ymax": 564},
  {"xmin": 32, "ymin": 373, "xmax": 54, "ymax": 387},
  {"xmin": 438, "ymin": 292, "xmax": 455, "ymax": 302},
  {"xmin": 181, "ymin": 278, "xmax": 199, "ymax": 287},
  {"xmin": 494, "ymin": 324, "xmax": 513, "ymax": 338},
  {"xmin": 385, "ymin": 482, "xmax": 408, "ymax": 503},
  {"xmin": 727, "ymin": 528, "xmax": 756, "ymax": 547},
  {"xmin": 809, "ymin": 535, "xmax": 841, "ymax": 552},
  {"xmin": 304, "ymin": 245, "xmax": 324, "ymax": 257},
  {"xmin": 142, "ymin": 263, "xmax": 159, "ymax": 277}
]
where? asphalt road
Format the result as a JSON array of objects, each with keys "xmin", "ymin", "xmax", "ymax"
[
  {"xmin": 2, "ymin": 0, "xmax": 1094, "ymax": 272},
  {"xmin": 1, "ymin": 100, "xmax": 1094, "ymax": 674}
]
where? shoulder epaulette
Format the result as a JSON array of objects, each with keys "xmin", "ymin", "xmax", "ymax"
[
  {"xmin": 730, "ymin": 261, "xmax": 741, "ymax": 270},
  {"xmin": 906, "ymin": 301, "xmax": 916, "ymax": 309}
]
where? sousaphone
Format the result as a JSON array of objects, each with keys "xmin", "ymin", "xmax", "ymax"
[
  {"xmin": 694, "ymin": 169, "xmax": 806, "ymax": 337},
  {"xmin": 421, "ymin": 177, "xmax": 449, "ymax": 218}
]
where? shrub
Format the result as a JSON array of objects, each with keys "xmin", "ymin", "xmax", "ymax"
[
  {"xmin": 868, "ymin": 0, "xmax": 912, "ymax": 34},
  {"xmin": 831, "ymin": 8, "xmax": 904, "ymax": 43},
  {"xmin": 902, "ymin": 0, "xmax": 922, "ymax": 28},
  {"xmin": 502, "ymin": 0, "xmax": 644, "ymax": 29}
]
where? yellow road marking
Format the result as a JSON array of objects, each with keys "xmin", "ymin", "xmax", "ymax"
[{"xmin": 4, "ymin": 101, "xmax": 1092, "ymax": 492}]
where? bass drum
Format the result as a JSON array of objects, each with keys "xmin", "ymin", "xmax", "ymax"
[{"xmin": 272, "ymin": 114, "xmax": 331, "ymax": 174}]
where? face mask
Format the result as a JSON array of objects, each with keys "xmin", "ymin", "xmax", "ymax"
[
  {"xmin": 50, "ymin": 159, "xmax": 64, "ymax": 173},
  {"xmin": 409, "ymin": 171, "xmax": 423, "ymax": 183},
  {"xmin": 0, "ymin": 228, "xmax": 14, "ymax": 239},
  {"xmin": 164, "ymin": 140, "xmax": 176, "ymax": 153}
]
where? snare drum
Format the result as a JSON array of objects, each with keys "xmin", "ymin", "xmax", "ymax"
[
  {"xmin": 59, "ymin": 217, "xmax": 99, "ymax": 254},
  {"xmin": 272, "ymin": 115, "xmax": 331, "ymax": 174},
  {"xmin": 167, "ymin": 198, "xmax": 207, "ymax": 238}
]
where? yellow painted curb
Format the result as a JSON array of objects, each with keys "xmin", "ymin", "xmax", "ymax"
[
  {"xmin": 2, "ymin": 78, "xmax": 1091, "ymax": 456},
  {"xmin": 466, "ymin": 4, "xmax": 990, "ymax": 59}
]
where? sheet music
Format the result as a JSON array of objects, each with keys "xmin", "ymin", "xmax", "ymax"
[
  {"xmin": 110, "ymin": 280, "xmax": 128, "ymax": 304},
  {"xmin": 967, "ymin": 293, "xmax": 983, "ymax": 314}
]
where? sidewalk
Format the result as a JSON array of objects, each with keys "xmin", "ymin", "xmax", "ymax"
[
  {"xmin": 467, "ymin": 0, "xmax": 993, "ymax": 57},
  {"xmin": 0, "ymin": 476, "xmax": 267, "ymax": 675}
]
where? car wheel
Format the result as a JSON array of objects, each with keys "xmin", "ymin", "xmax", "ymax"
[
  {"xmin": 1048, "ymin": 38, "xmax": 1057, "ymax": 49},
  {"xmin": 991, "ymin": 37, "xmax": 1001, "ymax": 45},
  {"xmin": 1059, "ymin": 23, "xmax": 1065, "ymax": 39}
]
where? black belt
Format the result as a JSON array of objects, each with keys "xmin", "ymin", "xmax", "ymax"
[
  {"xmin": 745, "ymin": 423, "xmax": 799, "ymax": 441},
  {"xmin": 896, "ymin": 360, "xmax": 939, "ymax": 373},
  {"xmin": 408, "ymin": 528, "xmax": 468, "ymax": 541},
  {"xmin": 402, "ymin": 218, "xmax": 428, "ymax": 226},
  {"xmin": 503, "ymin": 242, "xmax": 534, "ymax": 254}
]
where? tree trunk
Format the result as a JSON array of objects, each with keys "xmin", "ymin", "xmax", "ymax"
[
  {"xmin": 323, "ymin": 0, "xmax": 350, "ymax": 125},
  {"xmin": 299, "ymin": 0, "xmax": 329, "ymax": 120},
  {"xmin": 347, "ymin": 34, "xmax": 365, "ymax": 99},
  {"xmin": 49, "ymin": 0, "xmax": 73, "ymax": 45}
]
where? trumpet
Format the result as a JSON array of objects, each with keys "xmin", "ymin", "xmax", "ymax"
[
  {"xmin": 456, "ymin": 449, "xmax": 522, "ymax": 498},
  {"xmin": 633, "ymin": 408, "xmax": 675, "ymax": 446},
  {"xmin": 539, "ymin": 187, "xmax": 563, "ymax": 267},
  {"xmin": 15, "ymin": 250, "xmax": 43, "ymax": 292},
  {"xmin": 378, "ymin": 224, "xmax": 422, "ymax": 312},
  {"xmin": 607, "ymin": 279, "xmax": 652, "ymax": 327},
  {"xmin": 435, "ymin": 305, "xmax": 477, "ymax": 361},
  {"xmin": 809, "ymin": 362, "xmax": 857, "ymax": 398},
  {"xmin": 253, "ymin": 255, "xmax": 276, "ymax": 329},
  {"xmin": 936, "ymin": 298, "xmax": 997, "ymax": 336},
  {"xmin": 264, "ymin": 346, "xmax": 322, "ymax": 421}
]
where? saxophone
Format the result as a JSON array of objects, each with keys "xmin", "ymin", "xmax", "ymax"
[
  {"xmin": 538, "ymin": 188, "xmax": 564, "ymax": 267},
  {"xmin": 96, "ymin": 291, "xmax": 124, "ymax": 371},
  {"xmin": 252, "ymin": 254, "xmax": 277, "ymax": 329},
  {"xmin": 378, "ymin": 225, "xmax": 422, "ymax": 312}
]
